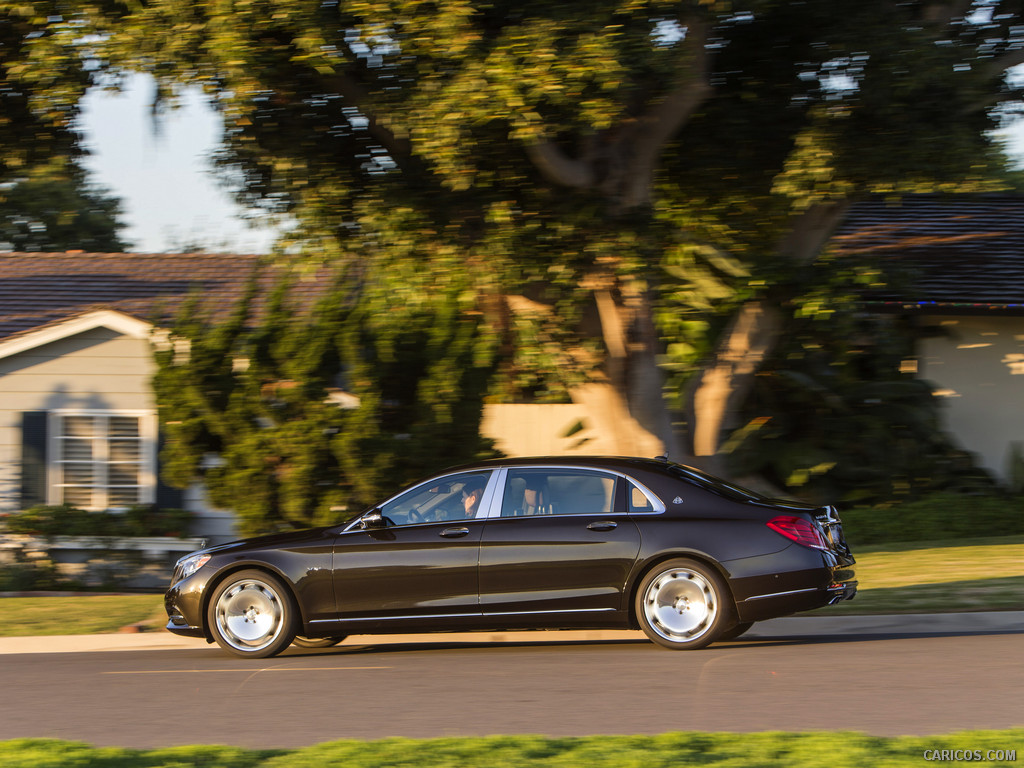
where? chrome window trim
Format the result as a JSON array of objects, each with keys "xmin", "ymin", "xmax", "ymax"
[
  {"xmin": 343, "ymin": 462, "xmax": 668, "ymax": 530},
  {"xmin": 343, "ymin": 468, "xmax": 499, "ymax": 530},
  {"xmin": 490, "ymin": 464, "xmax": 666, "ymax": 518},
  {"xmin": 625, "ymin": 478, "xmax": 666, "ymax": 514}
]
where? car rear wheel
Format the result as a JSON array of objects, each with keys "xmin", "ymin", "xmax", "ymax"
[
  {"xmin": 719, "ymin": 621, "xmax": 754, "ymax": 641},
  {"xmin": 635, "ymin": 558, "xmax": 731, "ymax": 650},
  {"xmin": 292, "ymin": 635, "xmax": 347, "ymax": 649},
  {"xmin": 208, "ymin": 569, "xmax": 297, "ymax": 658}
]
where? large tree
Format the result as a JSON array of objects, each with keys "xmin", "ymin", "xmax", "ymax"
[
  {"xmin": 0, "ymin": 158, "xmax": 128, "ymax": 251},
  {"xmin": 1, "ymin": 2, "xmax": 128, "ymax": 251},
  {"xmin": 153, "ymin": 267, "xmax": 499, "ymax": 535},
  {"xmin": 37, "ymin": 1, "xmax": 1024, "ymax": 476}
]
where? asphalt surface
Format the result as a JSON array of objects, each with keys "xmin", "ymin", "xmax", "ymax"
[
  {"xmin": 1, "ymin": 612, "xmax": 1022, "ymax": 747},
  {"xmin": 2, "ymin": 610, "xmax": 1023, "ymax": 654}
]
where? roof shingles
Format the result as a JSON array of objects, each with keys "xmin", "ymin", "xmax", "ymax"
[
  {"xmin": 833, "ymin": 196, "xmax": 1024, "ymax": 312},
  {"xmin": 0, "ymin": 252, "xmax": 332, "ymax": 343}
]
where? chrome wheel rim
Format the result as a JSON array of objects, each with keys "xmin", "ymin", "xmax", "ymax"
[
  {"xmin": 643, "ymin": 567, "xmax": 717, "ymax": 643},
  {"xmin": 215, "ymin": 578, "xmax": 285, "ymax": 652}
]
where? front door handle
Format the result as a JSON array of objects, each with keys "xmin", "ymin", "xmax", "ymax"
[
  {"xmin": 587, "ymin": 521, "xmax": 618, "ymax": 531},
  {"xmin": 440, "ymin": 527, "xmax": 470, "ymax": 538}
]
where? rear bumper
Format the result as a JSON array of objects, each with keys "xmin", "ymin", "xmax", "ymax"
[
  {"xmin": 726, "ymin": 544, "xmax": 857, "ymax": 623},
  {"xmin": 735, "ymin": 579, "xmax": 857, "ymax": 623}
]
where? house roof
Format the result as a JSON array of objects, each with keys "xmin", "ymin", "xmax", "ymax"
[
  {"xmin": 832, "ymin": 195, "xmax": 1024, "ymax": 314},
  {"xmin": 0, "ymin": 252, "xmax": 335, "ymax": 346}
]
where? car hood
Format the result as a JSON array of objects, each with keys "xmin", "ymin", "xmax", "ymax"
[{"xmin": 196, "ymin": 526, "xmax": 337, "ymax": 557}]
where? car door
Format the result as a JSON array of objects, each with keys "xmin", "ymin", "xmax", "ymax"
[
  {"xmin": 330, "ymin": 470, "xmax": 495, "ymax": 622},
  {"xmin": 478, "ymin": 467, "xmax": 642, "ymax": 617}
]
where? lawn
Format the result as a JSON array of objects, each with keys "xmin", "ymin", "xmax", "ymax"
[
  {"xmin": 812, "ymin": 534, "xmax": 1024, "ymax": 615},
  {"xmin": 2, "ymin": 536, "xmax": 1022, "ymax": 636},
  {"xmin": 1, "ymin": 732, "xmax": 1022, "ymax": 768}
]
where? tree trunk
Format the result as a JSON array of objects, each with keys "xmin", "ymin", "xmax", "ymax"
[
  {"xmin": 684, "ymin": 201, "xmax": 850, "ymax": 471},
  {"xmin": 684, "ymin": 300, "xmax": 783, "ymax": 472}
]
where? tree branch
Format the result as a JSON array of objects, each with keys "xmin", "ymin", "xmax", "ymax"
[
  {"xmin": 322, "ymin": 70, "xmax": 415, "ymax": 169},
  {"xmin": 919, "ymin": 0, "xmax": 975, "ymax": 27},
  {"xmin": 524, "ymin": 139, "xmax": 596, "ymax": 188},
  {"xmin": 616, "ymin": 19, "xmax": 713, "ymax": 209},
  {"xmin": 777, "ymin": 200, "xmax": 850, "ymax": 265}
]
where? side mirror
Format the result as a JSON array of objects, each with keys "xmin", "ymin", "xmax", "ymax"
[{"xmin": 361, "ymin": 510, "xmax": 389, "ymax": 529}]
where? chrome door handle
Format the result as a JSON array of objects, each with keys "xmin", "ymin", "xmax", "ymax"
[
  {"xmin": 440, "ymin": 527, "xmax": 470, "ymax": 538},
  {"xmin": 587, "ymin": 521, "xmax": 618, "ymax": 531}
]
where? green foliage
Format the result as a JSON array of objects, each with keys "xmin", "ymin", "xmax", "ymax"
[
  {"xmin": 154, "ymin": 269, "xmax": 500, "ymax": 536},
  {"xmin": 1, "ymin": 733, "xmax": 1022, "ymax": 768},
  {"xmin": 841, "ymin": 494, "xmax": 1024, "ymax": 546},
  {"xmin": 9, "ymin": 0, "xmax": 1024, "ymax": 504},
  {"xmin": 0, "ymin": 561, "xmax": 70, "ymax": 592},
  {"xmin": 2, "ymin": 505, "xmax": 191, "ymax": 539},
  {"xmin": 0, "ymin": 158, "xmax": 128, "ymax": 251},
  {"xmin": 0, "ymin": 3, "xmax": 128, "ymax": 250}
]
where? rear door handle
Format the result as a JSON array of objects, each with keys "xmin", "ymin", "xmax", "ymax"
[
  {"xmin": 440, "ymin": 527, "xmax": 470, "ymax": 538},
  {"xmin": 587, "ymin": 521, "xmax": 618, "ymax": 531}
]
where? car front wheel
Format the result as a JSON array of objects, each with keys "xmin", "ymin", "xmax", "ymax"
[
  {"xmin": 635, "ymin": 558, "xmax": 731, "ymax": 650},
  {"xmin": 208, "ymin": 569, "xmax": 297, "ymax": 658}
]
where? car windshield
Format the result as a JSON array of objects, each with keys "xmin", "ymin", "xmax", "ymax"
[{"xmin": 666, "ymin": 463, "xmax": 768, "ymax": 504}]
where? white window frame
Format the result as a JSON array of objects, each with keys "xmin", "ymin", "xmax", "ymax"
[{"xmin": 47, "ymin": 410, "xmax": 158, "ymax": 510}]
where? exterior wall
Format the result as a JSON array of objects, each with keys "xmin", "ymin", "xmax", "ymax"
[
  {"xmin": 481, "ymin": 383, "xmax": 664, "ymax": 459},
  {"xmin": 0, "ymin": 328, "xmax": 153, "ymax": 512},
  {"xmin": 0, "ymin": 327, "xmax": 234, "ymax": 539},
  {"xmin": 919, "ymin": 315, "xmax": 1024, "ymax": 485}
]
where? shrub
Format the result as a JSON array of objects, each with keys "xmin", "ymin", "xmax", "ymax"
[
  {"xmin": 841, "ymin": 493, "xmax": 1024, "ymax": 546},
  {"xmin": 2, "ymin": 505, "xmax": 192, "ymax": 539}
]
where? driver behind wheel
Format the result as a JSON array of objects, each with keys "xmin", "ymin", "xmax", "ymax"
[{"xmin": 459, "ymin": 478, "xmax": 485, "ymax": 519}]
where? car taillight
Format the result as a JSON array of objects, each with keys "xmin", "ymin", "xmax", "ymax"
[{"xmin": 767, "ymin": 516, "xmax": 828, "ymax": 550}]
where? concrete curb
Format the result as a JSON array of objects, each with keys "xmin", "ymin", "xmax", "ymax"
[{"xmin": 1, "ymin": 612, "xmax": 1021, "ymax": 655}]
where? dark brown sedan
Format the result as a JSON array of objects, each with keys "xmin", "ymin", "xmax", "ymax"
[{"xmin": 165, "ymin": 456, "xmax": 857, "ymax": 658}]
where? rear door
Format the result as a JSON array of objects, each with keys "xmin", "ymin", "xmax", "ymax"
[{"xmin": 478, "ymin": 467, "xmax": 641, "ymax": 617}]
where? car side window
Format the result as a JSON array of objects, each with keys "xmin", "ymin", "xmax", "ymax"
[
  {"xmin": 380, "ymin": 471, "xmax": 492, "ymax": 525},
  {"xmin": 629, "ymin": 481, "xmax": 656, "ymax": 512},
  {"xmin": 501, "ymin": 469, "xmax": 616, "ymax": 517}
]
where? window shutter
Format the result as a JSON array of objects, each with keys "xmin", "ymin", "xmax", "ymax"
[
  {"xmin": 20, "ymin": 411, "xmax": 48, "ymax": 508},
  {"xmin": 155, "ymin": 429, "xmax": 185, "ymax": 509}
]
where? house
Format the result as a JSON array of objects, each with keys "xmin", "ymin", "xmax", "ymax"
[
  {"xmin": 832, "ymin": 195, "xmax": 1024, "ymax": 488},
  {"xmin": 4, "ymin": 200, "xmax": 1022, "ymax": 544},
  {"xmin": 0, "ymin": 252, "xmax": 333, "ymax": 542}
]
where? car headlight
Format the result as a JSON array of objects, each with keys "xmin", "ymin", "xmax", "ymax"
[{"xmin": 176, "ymin": 553, "xmax": 211, "ymax": 580}]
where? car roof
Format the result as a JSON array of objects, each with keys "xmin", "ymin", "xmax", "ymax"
[{"xmin": 442, "ymin": 455, "xmax": 675, "ymax": 474}]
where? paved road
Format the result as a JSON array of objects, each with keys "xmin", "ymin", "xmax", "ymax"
[{"xmin": 1, "ymin": 619, "xmax": 1022, "ymax": 748}]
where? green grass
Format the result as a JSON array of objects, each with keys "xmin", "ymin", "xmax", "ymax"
[
  {"xmin": 1, "ymin": 732, "xmax": 1021, "ymax": 767},
  {"xmin": 2, "ymin": 536, "xmax": 1022, "ymax": 637},
  {"xmin": 813, "ymin": 534, "xmax": 1024, "ymax": 615},
  {"xmin": 0, "ymin": 594, "xmax": 166, "ymax": 637}
]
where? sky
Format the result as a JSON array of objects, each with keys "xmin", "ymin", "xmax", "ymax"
[{"xmin": 79, "ymin": 73, "xmax": 278, "ymax": 254}]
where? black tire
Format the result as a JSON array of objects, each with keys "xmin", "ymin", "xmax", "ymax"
[
  {"xmin": 292, "ymin": 636, "xmax": 347, "ymax": 649},
  {"xmin": 635, "ymin": 558, "xmax": 732, "ymax": 650},
  {"xmin": 207, "ymin": 569, "xmax": 298, "ymax": 658},
  {"xmin": 719, "ymin": 621, "xmax": 754, "ymax": 642}
]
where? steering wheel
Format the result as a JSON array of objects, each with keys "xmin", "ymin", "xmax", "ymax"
[{"xmin": 407, "ymin": 507, "xmax": 427, "ymax": 524}]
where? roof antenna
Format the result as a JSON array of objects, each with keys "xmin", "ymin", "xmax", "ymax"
[{"xmin": 656, "ymin": 452, "xmax": 669, "ymax": 462}]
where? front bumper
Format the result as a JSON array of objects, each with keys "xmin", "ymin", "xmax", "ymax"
[{"xmin": 164, "ymin": 572, "xmax": 210, "ymax": 639}]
